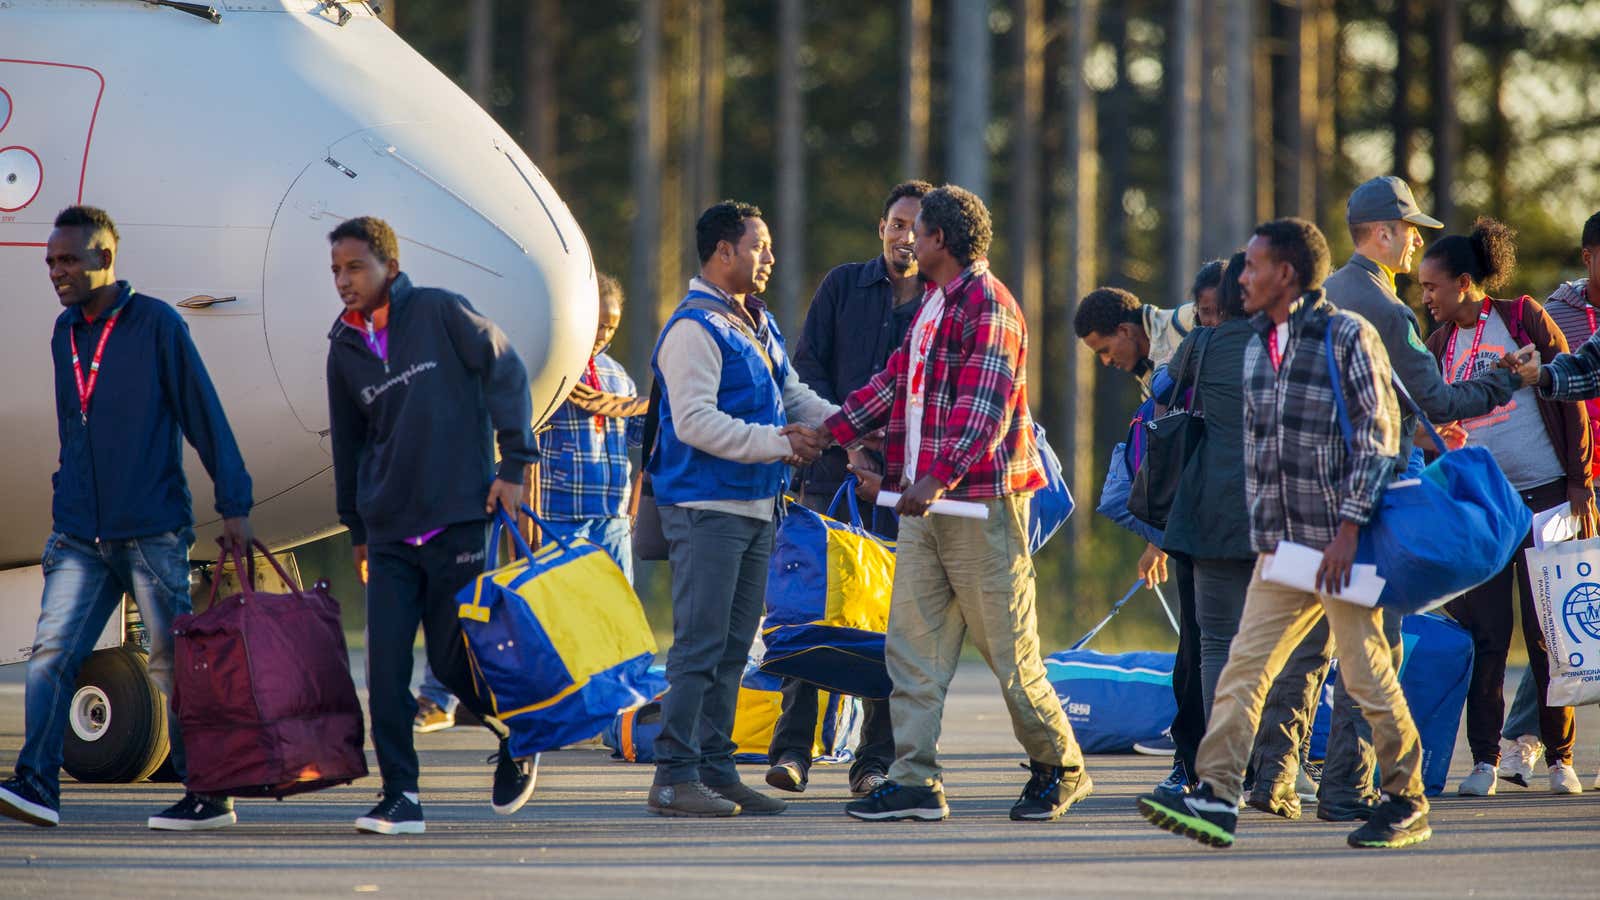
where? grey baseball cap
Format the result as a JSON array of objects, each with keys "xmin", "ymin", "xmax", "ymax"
[{"xmin": 1346, "ymin": 175, "xmax": 1443, "ymax": 228}]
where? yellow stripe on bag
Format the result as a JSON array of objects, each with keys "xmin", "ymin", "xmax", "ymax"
[
  {"xmin": 496, "ymin": 680, "xmax": 586, "ymax": 718},
  {"xmin": 823, "ymin": 528, "xmax": 894, "ymax": 632}
]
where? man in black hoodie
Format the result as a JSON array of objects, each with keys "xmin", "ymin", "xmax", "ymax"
[{"xmin": 324, "ymin": 216, "xmax": 538, "ymax": 835}]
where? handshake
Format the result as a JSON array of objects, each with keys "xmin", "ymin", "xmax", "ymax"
[{"xmin": 779, "ymin": 423, "xmax": 833, "ymax": 466}]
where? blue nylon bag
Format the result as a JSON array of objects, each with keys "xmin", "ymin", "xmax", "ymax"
[
  {"xmin": 1028, "ymin": 424, "xmax": 1075, "ymax": 554},
  {"xmin": 1324, "ymin": 326, "xmax": 1531, "ymax": 613},
  {"xmin": 1044, "ymin": 581, "xmax": 1179, "ymax": 753}
]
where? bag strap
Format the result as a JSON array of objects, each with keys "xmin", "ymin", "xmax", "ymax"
[
  {"xmin": 1323, "ymin": 319, "xmax": 1445, "ymax": 456},
  {"xmin": 486, "ymin": 504, "xmax": 576, "ymax": 571},
  {"xmin": 640, "ymin": 379, "xmax": 662, "ymax": 471},
  {"xmin": 208, "ymin": 538, "xmax": 305, "ymax": 607},
  {"xmin": 1068, "ymin": 581, "xmax": 1178, "ymax": 651},
  {"xmin": 826, "ymin": 475, "xmax": 866, "ymax": 526}
]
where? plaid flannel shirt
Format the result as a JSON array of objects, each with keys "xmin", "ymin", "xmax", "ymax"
[
  {"xmin": 1540, "ymin": 291, "xmax": 1600, "ymax": 403},
  {"xmin": 1243, "ymin": 292, "xmax": 1399, "ymax": 552},
  {"xmin": 535, "ymin": 351, "xmax": 644, "ymax": 520},
  {"xmin": 824, "ymin": 260, "xmax": 1046, "ymax": 499}
]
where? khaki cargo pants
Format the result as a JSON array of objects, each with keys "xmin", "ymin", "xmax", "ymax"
[{"xmin": 884, "ymin": 493, "xmax": 1082, "ymax": 787}]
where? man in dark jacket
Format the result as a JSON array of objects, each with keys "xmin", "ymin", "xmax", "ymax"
[
  {"xmin": 0, "ymin": 206, "xmax": 254, "ymax": 832},
  {"xmin": 324, "ymin": 216, "xmax": 538, "ymax": 835},
  {"xmin": 764, "ymin": 180, "xmax": 929, "ymax": 797}
]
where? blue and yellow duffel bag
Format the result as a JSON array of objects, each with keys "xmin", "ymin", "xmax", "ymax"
[
  {"xmin": 458, "ymin": 506, "xmax": 661, "ymax": 758},
  {"xmin": 760, "ymin": 482, "xmax": 895, "ymax": 699},
  {"xmin": 733, "ymin": 645, "xmax": 863, "ymax": 764}
]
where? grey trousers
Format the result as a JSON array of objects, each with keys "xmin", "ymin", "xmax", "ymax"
[{"xmin": 652, "ymin": 506, "xmax": 774, "ymax": 787}]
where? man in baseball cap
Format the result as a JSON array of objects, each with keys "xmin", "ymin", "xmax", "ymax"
[{"xmin": 1236, "ymin": 174, "xmax": 1522, "ymax": 825}]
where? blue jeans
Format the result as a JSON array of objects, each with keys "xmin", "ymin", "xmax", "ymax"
[
  {"xmin": 1503, "ymin": 667, "xmax": 1540, "ymax": 741},
  {"xmin": 16, "ymin": 529, "xmax": 193, "ymax": 803}
]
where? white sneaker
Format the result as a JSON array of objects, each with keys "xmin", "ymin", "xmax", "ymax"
[
  {"xmin": 1458, "ymin": 762, "xmax": 1498, "ymax": 796},
  {"xmin": 1499, "ymin": 735, "xmax": 1541, "ymax": 788},
  {"xmin": 1549, "ymin": 761, "xmax": 1583, "ymax": 795}
]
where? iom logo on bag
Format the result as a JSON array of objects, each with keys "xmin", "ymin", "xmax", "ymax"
[{"xmin": 1561, "ymin": 578, "xmax": 1600, "ymax": 649}]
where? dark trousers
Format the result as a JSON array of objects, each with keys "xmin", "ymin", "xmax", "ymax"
[
  {"xmin": 1448, "ymin": 478, "xmax": 1575, "ymax": 766},
  {"xmin": 768, "ymin": 680, "xmax": 895, "ymax": 782},
  {"xmin": 653, "ymin": 506, "xmax": 774, "ymax": 787},
  {"xmin": 1168, "ymin": 552, "xmax": 1206, "ymax": 777},
  {"xmin": 366, "ymin": 520, "xmax": 508, "ymax": 794},
  {"xmin": 1247, "ymin": 619, "xmax": 1331, "ymax": 793}
]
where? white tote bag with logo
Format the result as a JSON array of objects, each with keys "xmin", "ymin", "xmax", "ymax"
[{"xmin": 1526, "ymin": 538, "xmax": 1600, "ymax": 707}]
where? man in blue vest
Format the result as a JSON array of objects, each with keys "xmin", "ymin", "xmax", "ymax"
[{"xmin": 646, "ymin": 200, "xmax": 837, "ymax": 817}]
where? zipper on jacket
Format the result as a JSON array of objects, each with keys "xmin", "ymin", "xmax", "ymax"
[{"xmin": 364, "ymin": 317, "xmax": 391, "ymax": 375}]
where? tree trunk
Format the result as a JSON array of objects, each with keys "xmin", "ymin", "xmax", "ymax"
[
  {"xmin": 1199, "ymin": 0, "xmax": 1229, "ymax": 261},
  {"xmin": 1222, "ymin": 0, "xmax": 1254, "ymax": 243},
  {"xmin": 690, "ymin": 0, "xmax": 724, "ymax": 213},
  {"xmin": 1432, "ymin": 0, "xmax": 1460, "ymax": 228},
  {"xmin": 1252, "ymin": 1, "xmax": 1273, "ymax": 221},
  {"xmin": 1269, "ymin": 0, "xmax": 1314, "ymax": 219},
  {"xmin": 776, "ymin": 0, "xmax": 806, "ymax": 337},
  {"xmin": 1314, "ymin": 0, "xmax": 1337, "ymax": 232},
  {"xmin": 521, "ymin": 0, "xmax": 559, "ymax": 178},
  {"xmin": 1062, "ymin": 0, "xmax": 1100, "ymax": 553},
  {"xmin": 1484, "ymin": 1, "xmax": 1511, "ymax": 214},
  {"xmin": 1101, "ymin": 4, "xmax": 1129, "ymax": 286},
  {"xmin": 1011, "ymin": 0, "xmax": 1044, "ymax": 395},
  {"xmin": 466, "ymin": 0, "xmax": 494, "ymax": 107},
  {"xmin": 901, "ymin": 0, "xmax": 932, "ymax": 179},
  {"xmin": 947, "ymin": 0, "xmax": 991, "ymax": 199},
  {"xmin": 1391, "ymin": 0, "xmax": 1415, "ymax": 182},
  {"xmin": 628, "ymin": 0, "xmax": 665, "ymax": 380},
  {"xmin": 1169, "ymin": 0, "xmax": 1201, "ymax": 302}
]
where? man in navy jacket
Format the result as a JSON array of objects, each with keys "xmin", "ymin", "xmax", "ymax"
[{"xmin": 0, "ymin": 206, "xmax": 254, "ymax": 832}]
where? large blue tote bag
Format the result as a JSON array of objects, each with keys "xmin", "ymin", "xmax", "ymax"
[{"xmin": 1323, "ymin": 326, "xmax": 1530, "ymax": 613}]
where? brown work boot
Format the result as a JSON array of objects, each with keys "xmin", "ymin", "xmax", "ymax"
[
  {"xmin": 707, "ymin": 780, "xmax": 788, "ymax": 815},
  {"xmin": 646, "ymin": 781, "xmax": 741, "ymax": 818}
]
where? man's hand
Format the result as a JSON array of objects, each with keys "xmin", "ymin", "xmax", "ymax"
[
  {"xmin": 856, "ymin": 429, "xmax": 887, "ymax": 453},
  {"xmin": 219, "ymin": 516, "xmax": 253, "ymax": 555},
  {"xmin": 486, "ymin": 478, "xmax": 523, "ymax": 517},
  {"xmin": 1317, "ymin": 521, "xmax": 1361, "ymax": 595},
  {"xmin": 1137, "ymin": 542, "xmax": 1168, "ymax": 588},
  {"xmin": 780, "ymin": 424, "xmax": 827, "ymax": 465},
  {"xmin": 1499, "ymin": 347, "xmax": 1541, "ymax": 388},
  {"xmin": 895, "ymin": 474, "xmax": 947, "ymax": 517},
  {"xmin": 1421, "ymin": 420, "xmax": 1467, "ymax": 452},
  {"xmin": 848, "ymin": 463, "xmax": 884, "ymax": 505},
  {"xmin": 352, "ymin": 544, "xmax": 368, "ymax": 584}
]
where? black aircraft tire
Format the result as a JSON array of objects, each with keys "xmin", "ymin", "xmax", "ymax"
[{"xmin": 61, "ymin": 647, "xmax": 171, "ymax": 784}]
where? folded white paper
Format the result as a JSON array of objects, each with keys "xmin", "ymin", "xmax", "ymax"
[
  {"xmin": 1261, "ymin": 540, "xmax": 1386, "ymax": 608},
  {"xmin": 875, "ymin": 491, "xmax": 990, "ymax": 520},
  {"xmin": 1532, "ymin": 502, "xmax": 1577, "ymax": 551}
]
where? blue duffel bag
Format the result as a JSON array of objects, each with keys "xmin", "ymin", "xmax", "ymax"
[
  {"xmin": 1324, "ymin": 326, "xmax": 1531, "ymax": 613},
  {"xmin": 1028, "ymin": 424, "xmax": 1074, "ymax": 554},
  {"xmin": 1306, "ymin": 612, "xmax": 1472, "ymax": 796},
  {"xmin": 1045, "ymin": 581, "xmax": 1180, "ymax": 754}
]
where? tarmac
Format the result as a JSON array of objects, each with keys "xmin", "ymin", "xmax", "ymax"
[{"xmin": 2, "ymin": 657, "xmax": 1599, "ymax": 900}]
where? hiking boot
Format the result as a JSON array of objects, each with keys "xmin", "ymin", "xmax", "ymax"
[
  {"xmin": 647, "ymin": 781, "xmax": 740, "ymax": 818},
  {"xmin": 1549, "ymin": 761, "xmax": 1583, "ymax": 795},
  {"xmin": 489, "ymin": 743, "xmax": 538, "ymax": 816},
  {"xmin": 1346, "ymin": 795, "xmax": 1431, "ymax": 849},
  {"xmin": 1500, "ymin": 735, "xmax": 1540, "ymax": 788},
  {"xmin": 1458, "ymin": 762, "xmax": 1497, "ymax": 796},
  {"xmin": 850, "ymin": 770, "xmax": 890, "ymax": 798},
  {"xmin": 1151, "ymin": 759, "xmax": 1192, "ymax": 805},
  {"xmin": 413, "ymin": 696, "xmax": 455, "ymax": 734},
  {"xmin": 845, "ymin": 780, "xmax": 948, "ymax": 822},
  {"xmin": 1136, "ymin": 782, "xmax": 1236, "ymax": 848},
  {"xmin": 0, "ymin": 776, "xmax": 59, "ymax": 828},
  {"xmin": 148, "ymin": 792, "xmax": 236, "ymax": 831},
  {"xmin": 356, "ymin": 792, "xmax": 425, "ymax": 835},
  {"xmin": 764, "ymin": 754, "xmax": 809, "ymax": 794},
  {"xmin": 1245, "ymin": 780, "xmax": 1302, "ymax": 820},
  {"xmin": 1010, "ymin": 760, "xmax": 1092, "ymax": 821},
  {"xmin": 708, "ymin": 780, "xmax": 787, "ymax": 815}
]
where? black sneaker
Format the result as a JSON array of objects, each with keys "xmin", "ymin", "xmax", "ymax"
[
  {"xmin": 490, "ymin": 743, "xmax": 538, "ymax": 816},
  {"xmin": 0, "ymin": 776, "xmax": 59, "ymax": 828},
  {"xmin": 1347, "ymin": 795, "xmax": 1431, "ymax": 849},
  {"xmin": 1137, "ymin": 782, "xmax": 1237, "ymax": 848},
  {"xmin": 765, "ymin": 754, "xmax": 809, "ymax": 794},
  {"xmin": 1245, "ymin": 779, "xmax": 1302, "ymax": 821},
  {"xmin": 1151, "ymin": 759, "xmax": 1192, "ymax": 804},
  {"xmin": 356, "ymin": 792, "xmax": 425, "ymax": 835},
  {"xmin": 147, "ymin": 792, "xmax": 236, "ymax": 831},
  {"xmin": 1317, "ymin": 796, "xmax": 1377, "ymax": 822},
  {"xmin": 1010, "ymin": 760, "xmax": 1093, "ymax": 821},
  {"xmin": 844, "ymin": 780, "xmax": 948, "ymax": 822}
]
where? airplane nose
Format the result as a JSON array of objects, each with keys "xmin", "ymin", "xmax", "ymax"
[{"xmin": 263, "ymin": 125, "xmax": 597, "ymax": 436}]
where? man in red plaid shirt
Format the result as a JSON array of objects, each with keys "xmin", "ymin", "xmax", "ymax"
[{"xmin": 823, "ymin": 185, "xmax": 1090, "ymax": 823}]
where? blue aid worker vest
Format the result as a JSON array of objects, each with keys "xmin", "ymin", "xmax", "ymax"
[{"xmin": 649, "ymin": 291, "xmax": 791, "ymax": 506}]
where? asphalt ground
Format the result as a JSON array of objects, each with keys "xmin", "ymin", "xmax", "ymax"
[{"xmin": 2, "ymin": 658, "xmax": 1599, "ymax": 899}]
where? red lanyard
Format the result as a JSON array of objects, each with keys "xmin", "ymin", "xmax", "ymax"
[
  {"xmin": 1442, "ymin": 299, "xmax": 1492, "ymax": 384},
  {"xmin": 1586, "ymin": 305, "xmax": 1596, "ymax": 336},
  {"xmin": 1267, "ymin": 326, "xmax": 1283, "ymax": 371},
  {"xmin": 585, "ymin": 358, "xmax": 605, "ymax": 433},
  {"xmin": 70, "ymin": 308, "xmax": 122, "ymax": 425}
]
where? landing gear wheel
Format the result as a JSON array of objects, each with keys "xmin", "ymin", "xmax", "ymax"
[{"xmin": 61, "ymin": 646, "xmax": 171, "ymax": 784}]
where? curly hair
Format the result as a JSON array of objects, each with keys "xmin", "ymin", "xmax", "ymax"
[
  {"xmin": 1582, "ymin": 210, "xmax": 1600, "ymax": 251},
  {"xmin": 1191, "ymin": 258, "xmax": 1226, "ymax": 303},
  {"xmin": 54, "ymin": 205, "xmax": 120, "ymax": 245},
  {"xmin": 1074, "ymin": 286, "xmax": 1143, "ymax": 338},
  {"xmin": 881, "ymin": 180, "xmax": 933, "ymax": 220},
  {"xmin": 696, "ymin": 200, "xmax": 763, "ymax": 264},
  {"xmin": 1252, "ymin": 217, "xmax": 1331, "ymax": 292},
  {"xmin": 918, "ymin": 185, "xmax": 992, "ymax": 266},
  {"xmin": 1423, "ymin": 216, "xmax": 1517, "ymax": 293},
  {"xmin": 328, "ymin": 216, "xmax": 400, "ymax": 264}
]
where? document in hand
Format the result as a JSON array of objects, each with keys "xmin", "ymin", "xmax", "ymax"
[
  {"xmin": 1261, "ymin": 540, "xmax": 1387, "ymax": 607},
  {"xmin": 874, "ymin": 491, "xmax": 990, "ymax": 520}
]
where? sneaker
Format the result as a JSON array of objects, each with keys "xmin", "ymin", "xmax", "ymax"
[
  {"xmin": 1317, "ymin": 798, "xmax": 1376, "ymax": 822},
  {"xmin": 355, "ymin": 792, "xmax": 425, "ymax": 835},
  {"xmin": 765, "ymin": 755, "xmax": 809, "ymax": 794},
  {"xmin": 849, "ymin": 770, "xmax": 890, "ymax": 798},
  {"xmin": 148, "ymin": 792, "xmax": 236, "ymax": 831},
  {"xmin": 1294, "ymin": 765, "xmax": 1318, "ymax": 802},
  {"xmin": 413, "ymin": 696, "xmax": 455, "ymax": 734},
  {"xmin": 1346, "ymin": 795, "xmax": 1431, "ymax": 849},
  {"xmin": 1500, "ymin": 735, "xmax": 1541, "ymax": 787},
  {"xmin": 1132, "ymin": 731, "xmax": 1177, "ymax": 756},
  {"xmin": 489, "ymin": 743, "xmax": 538, "ymax": 816},
  {"xmin": 708, "ymin": 780, "xmax": 787, "ymax": 815},
  {"xmin": 1458, "ymin": 762, "xmax": 1498, "ymax": 796},
  {"xmin": 1136, "ymin": 782, "xmax": 1236, "ymax": 848},
  {"xmin": 1150, "ymin": 760, "xmax": 1192, "ymax": 805},
  {"xmin": 845, "ymin": 780, "xmax": 949, "ymax": 822},
  {"xmin": 1245, "ymin": 780, "xmax": 1301, "ymax": 820},
  {"xmin": 0, "ymin": 776, "xmax": 59, "ymax": 828},
  {"xmin": 647, "ymin": 781, "xmax": 741, "ymax": 817},
  {"xmin": 1010, "ymin": 760, "xmax": 1093, "ymax": 821},
  {"xmin": 1549, "ymin": 761, "xmax": 1583, "ymax": 795}
]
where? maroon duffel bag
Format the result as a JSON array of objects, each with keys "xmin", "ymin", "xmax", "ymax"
[{"xmin": 171, "ymin": 541, "xmax": 368, "ymax": 797}]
